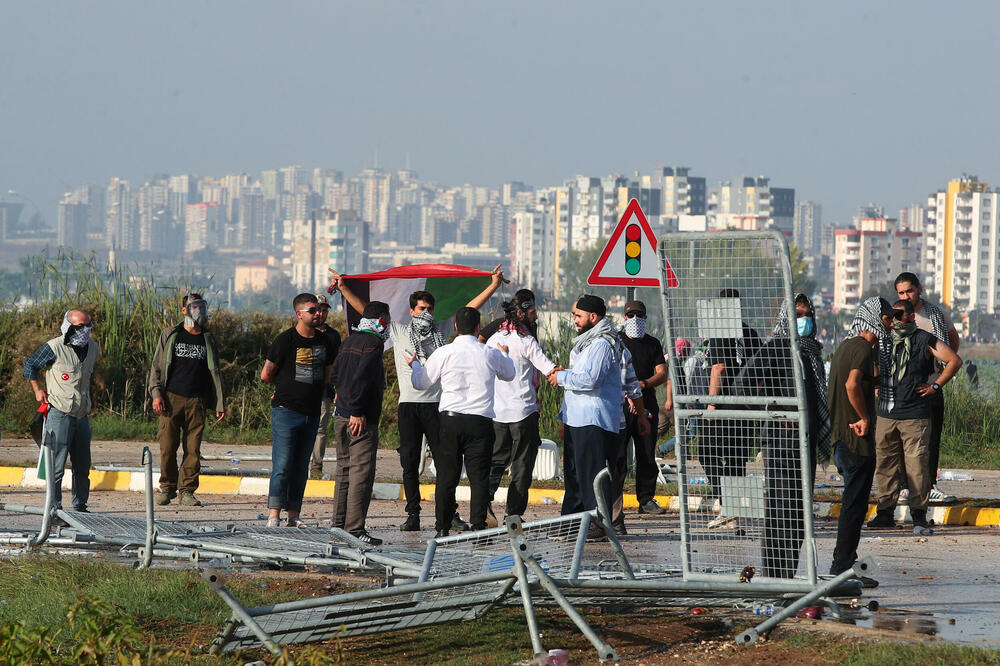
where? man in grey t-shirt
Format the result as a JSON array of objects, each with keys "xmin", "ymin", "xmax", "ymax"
[{"xmin": 330, "ymin": 266, "xmax": 505, "ymax": 532}]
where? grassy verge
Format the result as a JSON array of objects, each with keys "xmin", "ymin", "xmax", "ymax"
[{"xmin": 2, "ymin": 556, "xmax": 1000, "ymax": 664}]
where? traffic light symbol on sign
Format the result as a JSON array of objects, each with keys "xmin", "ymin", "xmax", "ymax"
[{"xmin": 625, "ymin": 224, "xmax": 641, "ymax": 275}]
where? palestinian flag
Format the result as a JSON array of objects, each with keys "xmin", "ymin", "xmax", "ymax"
[{"xmin": 337, "ymin": 264, "xmax": 494, "ymax": 331}]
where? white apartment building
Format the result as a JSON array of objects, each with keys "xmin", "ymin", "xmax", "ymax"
[
  {"xmin": 512, "ymin": 205, "xmax": 556, "ymax": 298},
  {"xmin": 284, "ymin": 209, "xmax": 370, "ymax": 291},
  {"xmin": 832, "ymin": 215, "xmax": 923, "ymax": 311}
]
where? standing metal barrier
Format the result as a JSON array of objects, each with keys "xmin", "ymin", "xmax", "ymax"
[{"xmin": 658, "ymin": 231, "xmax": 817, "ymax": 585}]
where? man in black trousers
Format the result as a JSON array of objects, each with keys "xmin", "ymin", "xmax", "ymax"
[{"xmin": 827, "ymin": 296, "xmax": 893, "ymax": 585}]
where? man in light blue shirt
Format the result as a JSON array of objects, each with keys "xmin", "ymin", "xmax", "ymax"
[{"xmin": 548, "ymin": 295, "xmax": 623, "ymax": 520}]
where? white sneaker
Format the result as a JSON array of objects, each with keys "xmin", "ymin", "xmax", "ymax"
[
  {"xmin": 266, "ymin": 516, "xmax": 281, "ymax": 527},
  {"xmin": 897, "ymin": 489, "xmax": 909, "ymax": 505},
  {"xmin": 929, "ymin": 486, "xmax": 956, "ymax": 504}
]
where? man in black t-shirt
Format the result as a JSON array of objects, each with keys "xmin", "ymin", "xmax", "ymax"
[
  {"xmin": 147, "ymin": 293, "xmax": 226, "ymax": 507},
  {"xmin": 870, "ymin": 299, "xmax": 961, "ymax": 533},
  {"xmin": 704, "ymin": 289, "xmax": 761, "ymax": 527},
  {"xmin": 261, "ymin": 293, "xmax": 339, "ymax": 527},
  {"xmin": 617, "ymin": 300, "xmax": 668, "ymax": 517}
]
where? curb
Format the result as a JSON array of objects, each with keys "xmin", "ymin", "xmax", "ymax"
[{"xmin": 2, "ymin": 465, "xmax": 998, "ymax": 526}]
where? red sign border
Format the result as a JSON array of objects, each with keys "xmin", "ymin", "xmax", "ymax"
[{"xmin": 587, "ymin": 198, "xmax": 677, "ymax": 287}]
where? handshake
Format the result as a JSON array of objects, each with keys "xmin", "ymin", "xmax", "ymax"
[{"xmin": 546, "ymin": 365, "xmax": 564, "ymax": 387}]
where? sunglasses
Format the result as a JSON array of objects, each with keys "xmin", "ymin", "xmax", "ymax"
[
  {"xmin": 297, "ymin": 307, "xmax": 321, "ymax": 315},
  {"xmin": 891, "ymin": 309, "xmax": 906, "ymax": 320},
  {"xmin": 624, "ymin": 312, "xmax": 647, "ymax": 319}
]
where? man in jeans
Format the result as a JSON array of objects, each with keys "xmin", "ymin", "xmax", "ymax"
[
  {"xmin": 309, "ymin": 294, "xmax": 342, "ymax": 479},
  {"xmin": 330, "ymin": 302, "xmax": 389, "ymax": 546},
  {"xmin": 868, "ymin": 299, "xmax": 961, "ymax": 533},
  {"xmin": 148, "ymin": 293, "xmax": 226, "ymax": 507},
  {"xmin": 261, "ymin": 293, "xmax": 339, "ymax": 527},
  {"xmin": 24, "ymin": 309, "xmax": 100, "ymax": 519},
  {"xmin": 827, "ymin": 297, "xmax": 892, "ymax": 583}
]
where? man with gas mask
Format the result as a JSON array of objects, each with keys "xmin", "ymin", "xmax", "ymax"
[
  {"xmin": 24, "ymin": 309, "xmax": 100, "ymax": 517},
  {"xmin": 148, "ymin": 293, "xmax": 226, "ymax": 507}
]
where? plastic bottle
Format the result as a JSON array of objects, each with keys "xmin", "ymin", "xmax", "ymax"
[
  {"xmin": 547, "ymin": 649, "xmax": 569, "ymax": 665},
  {"xmin": 688, "ymin": 476, "xmax": 709, "ymax": 485},
  {"xmin": 754, "ymin": 605, "xmax": 775, "ymax": 616},
  {"xmin": 938, "ymin": 470, "xmax": 973, "ymax": 481}
]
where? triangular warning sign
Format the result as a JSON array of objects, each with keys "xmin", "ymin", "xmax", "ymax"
[{"xmin": 587, "ymin": 199, "xmax": 678, "ymax": 288}]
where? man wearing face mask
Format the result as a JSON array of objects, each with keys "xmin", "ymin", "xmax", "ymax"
[
  {"xmin": 618, "ymin": 300, "xmax": 668, "ymax": 516},
  {"xmin": 148, "ymin": 293, "xmax": 226, "ymax": 507},
  {"xmin": 24, "ymin": 309, "xmax": 100, "ymax": 517},
  {"xmin": 868, "ymin": 299, "xmax": 961, "ymax": 534},
  {"xmin": 331, "ymin": 265, "xmax": 505, "ymax": 533}
]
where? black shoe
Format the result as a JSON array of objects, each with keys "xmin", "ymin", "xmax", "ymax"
[
  {"xmin": 585, "ymin": 525, "xmax": 607, "ymax": 542},
  {"xmin": 351, "ymin": 530, "xmax": 383, "ymax": 547},
  {"xmin": 471, "ymin": 523, "xmax": 487, "ymax": 532},
  {"xmin": 866, "ymin": 511, "xmax": 896, "ymax": 529},
  {"xmin": 400, "ymin": 514, "xmax": 420, "ymax": 532},
  {"xmin": 74, "ymin": 507, "xmax": 89, "ymax": 513},
  {"xmin": 451, "ymin": 514, "xmax": 471, "ymax": 533},
  {"xmin": 637, "ymin": 499, "xmax": 666, "ymax": 515},
  {"xmin": 858, "ymin": 576, "xmax": 880, "ymax": 589},
  {"xmin": 910, "ymin": 509, "xmax": 929, "ymax": 529},
  {"xmin": 434, "ymin": 529, "xmax": 450, "ymax": 538}
]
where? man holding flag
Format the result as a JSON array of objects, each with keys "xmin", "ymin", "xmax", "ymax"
[{"xmin": 329, "ymin": 263, "xmax": 506, "ymax": 533}]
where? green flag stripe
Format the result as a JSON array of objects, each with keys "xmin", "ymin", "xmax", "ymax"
[{"xmin": 425, "ymin": 276, "xmax": 491, "ymax": 322}]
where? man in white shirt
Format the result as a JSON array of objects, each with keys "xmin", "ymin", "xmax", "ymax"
[
  {"xmin": 409, "ymin": 307, "xmax": 516, "ymax": 536},
  {"xmin": 485, "ymin": 298, "xmax": 558, "ymax": 523},
  {"xmin": 330, "ymin": 266, "xmax": 505, "ymax": 532}
]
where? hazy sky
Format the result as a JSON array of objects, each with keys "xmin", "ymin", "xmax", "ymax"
[{"xmin": 3, "ymin": 1, "xmax": 999, "ymax": 225}]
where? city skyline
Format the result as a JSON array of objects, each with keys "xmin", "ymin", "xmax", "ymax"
[{"xmin": 4, "ymin": 1, "xmax": 999, "ymax": 226}]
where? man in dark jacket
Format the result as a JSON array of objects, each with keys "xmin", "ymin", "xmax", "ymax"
[
  {"xmin": 330, "ymin": 301, "xmax": 390, "ymax": 546},
  {"xmin": 147, "ymin": 293, "xmax": 226, "ymax": 507}
]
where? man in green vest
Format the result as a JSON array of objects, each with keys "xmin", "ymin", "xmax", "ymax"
[
  {"xmin": 148, "ymin": 293, "xmax": 227, "ymax": 507},
  {"xmin": 24, "ymin": 309, "xmax": 101, "ymax": 517}
]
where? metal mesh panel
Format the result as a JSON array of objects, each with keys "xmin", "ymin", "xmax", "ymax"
[
  {"xmin": 218, "ymin": 592, "xmax": 503, "ymax": 651},
  {"xmin": 58, "ymin": 511, "xmax": 193, "ymax": 539},
  {"xmin": 657, "ymin": 232, "xmax": 816, "ymax": 584}
]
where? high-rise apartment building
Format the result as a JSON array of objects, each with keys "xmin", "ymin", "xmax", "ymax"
[
  {"xmin": 512, "ymin": 204, "xmax": 556, "ymax": 298},
  {"xmin": 185, "ymin": 202, "xmax": 221, "ymax": 253},
  {"xmin": 105, "ymin": 177, "xmax": 135, "ymax": 250},
  {"xmin": 661, "ymin": 166, "xmax": 706, "ymax": 219},
  {"xmin": 57, "ymin": 198, "xmax": 89, "ymax": 249},
  {"xmin": 138, "ymin": 177, "xmax": 171, "ymax": 254},
  {"xmin": 709, "ymin": 176, "xmax": 795, "ymax": 232},
  {"xmin": 284, "ymin": 210, "xmax": 370, "ymax": 290},
  {"xmin": 793, "ymin": 201, "xmax": 822, "ymax": 255},
  {"xmin": 925, "ymin": 176, "xmax": 1000, "ymax": 312},
  {"xmin": 832, "ymin": 214, "xmax": 923, "ymax": 311}
]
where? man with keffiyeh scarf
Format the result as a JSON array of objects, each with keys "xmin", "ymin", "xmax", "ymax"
[
  {"xmin": 549, "ymin": 295, "xmax": 625, "ymax": 539},
  {"xmin": 736, "ymin": 294, "xmax": 830, "ymax": 577},
  {"xmin": 868, "ymin": 298, "xmax": 961, "ymax": 534},
  {"xmin": 331, "ymin": 266, "xmax": 506, "ymax": 533},
  {"xmin": 826, "ymin": 296, "xmax": 892, "ymax": 583},
  {"xmin": 894, "ymin": 272, "xmax": 960, "ymax": 503}
]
